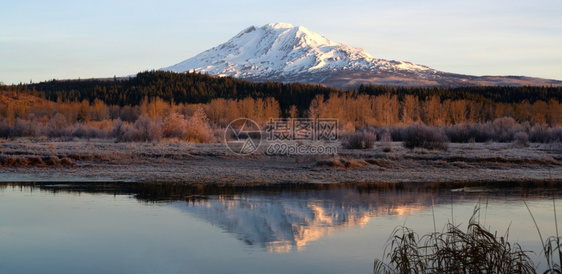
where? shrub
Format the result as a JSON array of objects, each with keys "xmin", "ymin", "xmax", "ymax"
[
  {"xmin": 29, "ymin": 119, "xmax": 48, "ymax": 138},
  {"xmin": 379, "ymin": 131, "xmax": 393, "ymax": 152},
  {"xmin": 372, "ymin": 127, "xmax": 403, "ymax": 142},
  {"xmin": 467, "ymin": 123, "xmax": 495, "ymax": 142},
  {"xmin": 114, "ymin": 115, "xmax": 162, "ymax": 142},
  {"xmin": 493, "ymin": 116, "xmax": 517, "ymax": 131},
  {"xmin": 492, "ymin": 116, "xmax": 521, "ymax": 142},
  {"xmin": 113, "ymin": 119, "xmax": 126, "ymax": 142},
  {"xmin": 513, "ymin": 132, "xmax": 530, "ymax": 148},
  {"xmin": 445, "ymin": 123, "xmax": 487, "ymax": 143},
  {"xmin": 71, "ymin": 124, "xmax": 90, "ymax": 139},
  {"xmin": 530, "ymin": 125, "xmax": 562, "ymax": 143},
  {"xmin": 71, "ymin": 123, "xmax": 111, "ymax": 139},
  {"xmin": 162, "ymin": 112, "xmax": 188, "ymax": 139},
  {"xmin": 119, "ymin": 105, "xmax": 139, "ymax": 123},
  {"xmin": 9, "ymin": 118, "xmax": 36, "ymax": 138},
  {"xmin": 46, "ymin": 114, "xmax": 72, "ymax": 138},
  {"xmin": 444, "ymin": 122, "xmax": 496, "ymax": 143},
  {"xmin": 113, "ymin": 119, "xmax": 142, "ymax": 142},
  {"xmin": 47, "ymin": 113, "xmax": 68, "ymax": 130},
  {"xmin": 402, "ymin": 123, "xmax": 449, "ymax": 150},
  {"xmin": 549, "ymin": 127, "xmax": 562, "ymax": 143},
  {"xmin": 389, "ymin": 127, "xmax": 403, "ymax": 142},
  {"xmin": 445, "ymin": 123, "xmax": 470, "ymax": 143},
  {"xmin": 184, "ymin": 108, "xmax": 214, "ymax": 143},
  {"xmin": 135, "ymin": 115, "xmax": 162, "ymax": 142},
  {"xmin": 0, "ymin": 119, "xmax": 10, "ymax": 138},
  {"xmin": 343, "ymin": 131, "xmax": 376, "ymax": 149}
]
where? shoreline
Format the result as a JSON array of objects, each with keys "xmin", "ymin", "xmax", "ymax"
[{"xmin": 1, "ymin": 140, "xmax": 561, "ymax": 185}]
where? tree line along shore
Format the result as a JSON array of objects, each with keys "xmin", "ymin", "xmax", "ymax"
[{"xmin": 0, "ymin": 71, "xmax": 560, "ymax": 144}]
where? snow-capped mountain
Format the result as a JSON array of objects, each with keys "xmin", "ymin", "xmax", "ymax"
[{"xmin": 162, "ymin": 23, "xmax": 562, "ymax": 88}]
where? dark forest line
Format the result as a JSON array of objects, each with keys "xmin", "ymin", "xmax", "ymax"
[{"xmin": 9, "ymin": 70, "xmax": 561, "ymax": 111}]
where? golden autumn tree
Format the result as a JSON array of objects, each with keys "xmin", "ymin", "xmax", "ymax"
[
  {"xmin": 308, "ymin": 94, "xmax": 325, "ymax": 120},
  {"xmin": 531, "ymin": 100, "xmax": 548, "ymax": 125},
  {"xmin": 91, "ymin": 99, "xmax": 109, "ymax": 121},
  {"xmin": 422, "ymin": 95, "xmax": 442, "ymax": 125},
  {"xmin": 548, "ymin": 99, "xmax": 561, "ymax": 126},
  {"xmin": 401, "ymin": 94, "xmax": 419, "ymax": 125},
  {"xmin": 264, "ymin": 97, "xmax": 281, "ymax": 121},
  {"xmin": 287, "ymin": 105, "xmax": 298, "ymax": 119}
]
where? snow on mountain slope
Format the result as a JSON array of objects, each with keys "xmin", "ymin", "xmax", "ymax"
[
  {"xmin": 162, "ymin": 23, "xmax": 433, "ymax": 81},
  {"xmin": 161, "ymin": 23, "xmax": 562, "ymax": 88}
]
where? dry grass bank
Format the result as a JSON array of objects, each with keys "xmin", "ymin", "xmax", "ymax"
[{"xmin": 0, "ymin": 139, "xmax": 560, "ymax": 184}]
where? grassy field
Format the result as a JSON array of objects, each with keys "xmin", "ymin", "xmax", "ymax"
[{"xmin": 0, "ymin": 139, "xmax": 560, "ymax": 185}]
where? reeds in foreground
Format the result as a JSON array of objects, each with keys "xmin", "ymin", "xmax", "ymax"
[
  {"xmin": 374, "ymin": 205, "xmax": 535, "ymax": 273},
  {"xmin": 524, "ymin": 199, "xmax": 562, "ymax": 274}
]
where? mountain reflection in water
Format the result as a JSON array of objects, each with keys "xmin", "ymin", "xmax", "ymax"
[
  {"xmin": 2, "ymin": 181, "xmax": 561, "ymax": 254},
  {"xmin": 177, "ymin": 191, "xmax": 429, "ymax": 253}
]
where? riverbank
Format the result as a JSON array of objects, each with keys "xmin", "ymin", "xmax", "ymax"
[{"xmin": 0, "ymin": 139, "xmax": 560, "ymax": 184}]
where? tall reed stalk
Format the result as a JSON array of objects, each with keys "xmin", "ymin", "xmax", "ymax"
[{"xmin": 374, "ymin": 204, "xmax": 535, "ymax": 273}]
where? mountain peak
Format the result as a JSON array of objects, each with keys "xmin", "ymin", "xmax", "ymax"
[
  {"xmin": 263, "ymin": 22, "xmax": 294, "ymax": 30},
  {"xmin": 160, "ymin": 23, "xmax": 562, "ymax": 88},
  {"xmin": 162, "ymin": 22, "xmax": 411, "ymax": 82}
]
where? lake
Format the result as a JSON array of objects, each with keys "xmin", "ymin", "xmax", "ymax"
[{"xmin": 1, "ymin": 182, "xmax": 561, "ymax": 273}]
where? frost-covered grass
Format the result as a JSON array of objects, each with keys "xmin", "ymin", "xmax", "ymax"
[{"xmin": 0, "ymin": 139, "xmax": 560, "ymax": 184}]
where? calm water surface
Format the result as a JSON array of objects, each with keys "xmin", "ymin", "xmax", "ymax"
[{"xmin": 1, "ymin": 182, "xmax": 561, "ymax": 273}]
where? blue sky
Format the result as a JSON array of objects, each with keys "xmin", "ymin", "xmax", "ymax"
[{"xmin": 1, "ymin": 0, "xmax": 561, "ymax": 84}]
